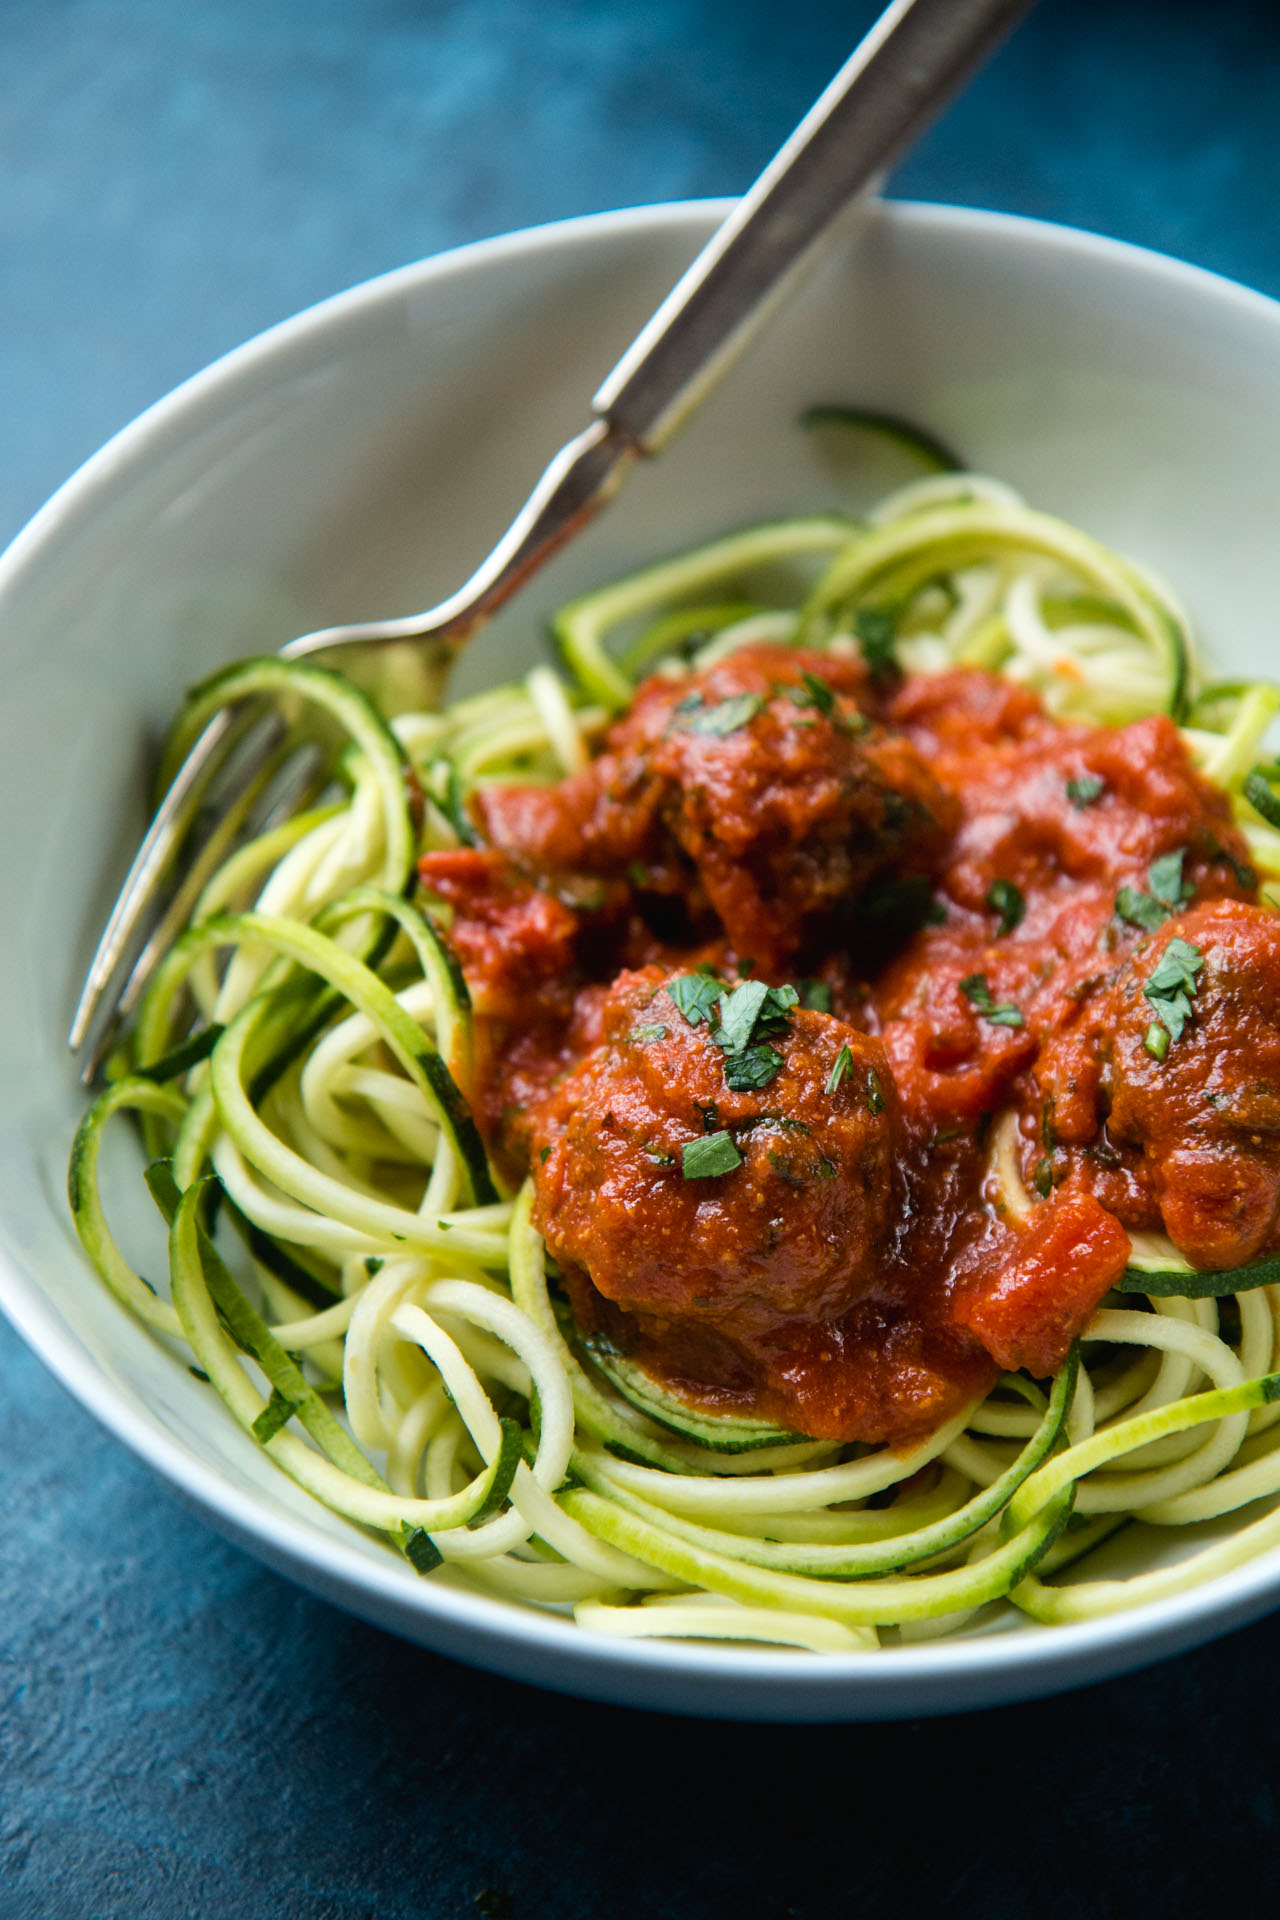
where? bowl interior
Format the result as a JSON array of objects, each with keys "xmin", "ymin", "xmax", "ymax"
[{"xmin": 6, "ymin": 198, "xmax": 1280, "ymax": 1718}]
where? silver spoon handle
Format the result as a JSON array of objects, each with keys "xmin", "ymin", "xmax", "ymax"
[{"xmin": 594, "ymin": 0, "xmax": 1035, "ymax": 453}]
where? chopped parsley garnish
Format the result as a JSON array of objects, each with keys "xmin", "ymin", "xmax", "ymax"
[
  {"xmin": 677, "ymin": 692, "xmax": 764, "ymax": 737},
  {"xmin": 854, "ymin": 605, "xmax": 899, "ymax": 682},
  {"xmin": 538, "ymin": 1146, "xmax": 550, "ymax": 1164},
  {"xmin": 1144, "ymin": 1022, "xmax": 1170, "ymax": 1062},
  {"xmin": 1116, "ymin": 848, "xmax": 1193, "ymax": 933},
  {"xmin": 1143, "ymin": 934, "xmax": 1203, "ymax": 1051},
  {"xmin": 681, "ymin": 1131, "xmax": 743, "ymax": 1179},
  {"xmin": 987, "ymin": 879, "xmax": 1025, "ymax": 937},
  {"xmin": 627, "ymin": 1023, "xmax": 668, "ymax": 1044},
  {"xmin": 786, "ymin": 670, "xmax": 862, "ymax": 733},
  {"xmin": 714, "ymin": 979, "xmax": 798, "ymax": 1052},
  {"xmin": 1149, "ymin": 848, "xmax": 1191, "ymax": 908},
  {"xmin": 866, "ymin": 1068, "xmax": 885, "ymax": 1114},
  {"xmin": 960, "ymin": 973, "xmax": 1025, "ymax": 1028},
  {"xmin": 670, "ymin": 973, "xmax": 799, "ymax": 1096},
  {"xmin": 724, "ymin": 1044, "xmax": 786, "ymax": 1092},
  {"xmin": 668, "ymin": 971, "xmax": 722, "ymax": 1026},
  {"xmin": 1066, "ymin": 773, "xmax": 1105, "ymax": 808},
  {"xmin": 793, "ymin": 670, "xmax": 835, "ymax": 715},
  {"xmin": 798, "ymin": 978, "xmax": 832, "ymax": 1013},
  {"xmin": 826, "ymin": 1043, "xmax": 854, "ymax": 1093},
  {"xmin": 1115, "ymin": 886, "xmax": 1169, "ymax": 934},
  {"xmin": 714, "ymin": 978, "xmax": 773, "ymax": 1052}
]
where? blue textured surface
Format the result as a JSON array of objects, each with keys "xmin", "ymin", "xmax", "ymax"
[{"xmin": 7, "ymin": 1, "xmax": 1280, "ymax": 1912}]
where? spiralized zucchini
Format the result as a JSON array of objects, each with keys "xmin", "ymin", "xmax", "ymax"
[{"xmin": 71, "ymin": 431, "xmax": 1280, "ymax": 1654}]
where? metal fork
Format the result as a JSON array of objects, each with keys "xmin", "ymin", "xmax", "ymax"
[{"xmin": 69, "ymin": 0, "xmax": 1034, "ymax": 1078}]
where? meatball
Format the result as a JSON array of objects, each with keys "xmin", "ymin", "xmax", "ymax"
[
  {"xmin": 478, "ymin": 645, "xmax": 955, "ymax": 971},
  {"xmin": 1100, "ymin": 900, "xmax": 1280, "ymax": 1267},
  {"xmin": 530, "ymin": 966, "xmax": 902, "ymax": 1358}
]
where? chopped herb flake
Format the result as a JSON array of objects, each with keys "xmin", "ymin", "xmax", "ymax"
[
  {"xmin": 715, "ymin": 979, "xmax": 797, "ymax": 1053},
  {"xmin": 715, "ymin": 978, "xmax": 772, "ymax": 1053},
  {"xmin": 1143, "ymin": 935, "xmax": 1204, "ymax": 1048},
  {"xmin": 854, "ymin": 605, "xmax": 899, "ymax": 681},
  {"xmin": 793, "ymin": 670, "xmax": 836, "ymax": 715},
  {"xmin": 960, "ymin": 974, "xmax": 1025, "ymax": 1028},
  {"xmin": 682, "ymin": 1131, "xmax": 743, "ymax": 1179},
  {"xmin": 668, "ymin": 971, "xmax": 722, "ymax": 1026},
  {"xmin": 627, "ymin": 1023, "xmax": 668, "ymax": 1044},
  {"xmin": 677, "ymin": 692, "xmax": 764, "ymax": 736},
  {"xmin": 866, "ymin": 1068, "xmax": 885, "ymax": 1114},
  {"xmin": 724, "ymin": 1044, "xmax": 786, "ymax": 1091},
  {"xmin": 987, "ymin": 879, "xmax": 1025, "ymax": 937},
  {"xmin": 1144, "ymin": 1021, "xmax": 1170, "ymax": 1062},
  {"xmin": 1067, "ymin": 773, "xmax": 1105, "ymax": 808},
  {"xmin": 1149, "ymin": 848, "xmax": 1191, "ymax": 908},
  {"xmin": 826, "ymin": 1043, "xmax": 854, "ymax": 1094},
  {"xmin": 1115, "ymin": 886, "xmax": 1169, "ymax": 934},
  {"xmin": 538, "ymin": 1146, "xmax": 550, "ymax": 1164}
]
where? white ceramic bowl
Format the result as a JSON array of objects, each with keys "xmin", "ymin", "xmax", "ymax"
[{"xmin": 6, "ymin": 199, "xmax": 1280, "ymax": 1720}]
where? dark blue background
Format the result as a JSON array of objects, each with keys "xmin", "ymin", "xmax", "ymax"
[{"xmin": 5, "ymin": 2, "xmax": 1280, "ymax": 1913}]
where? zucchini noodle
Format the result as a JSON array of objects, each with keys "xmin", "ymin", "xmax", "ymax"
[{"xmin": 71, "ymin": 427, "xmax": 1280, "ymax": 1654}]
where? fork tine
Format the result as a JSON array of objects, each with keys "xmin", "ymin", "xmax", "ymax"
[
  {"xmin": 107, "ymin": 729, "xmax": 318, "ymax": 1034},
  {"xmin": 69, "ymin": 705, "xmax": 285, "ymax": 1078}
]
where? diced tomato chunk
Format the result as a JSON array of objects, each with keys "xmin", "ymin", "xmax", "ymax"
[{"xmin": 954, "ymin": 1189, "xmax": 1131, "ymax": 1377}]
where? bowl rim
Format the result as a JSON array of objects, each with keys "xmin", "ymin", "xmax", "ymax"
[{"xmin": 7, "ymin": 194, "xmax": 1280, "ymax": 1714}]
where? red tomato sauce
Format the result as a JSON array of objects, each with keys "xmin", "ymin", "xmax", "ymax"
[{"xmin": 419, "ymin": 646, "xmax": 1271, "ymax": 1445}]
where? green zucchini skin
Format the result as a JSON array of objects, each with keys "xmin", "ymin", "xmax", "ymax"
[
  {"xmin": 799, "ymin": 403, "xmax": 965, "ymax": 474},
  {"xmin": 1244, "ymin": 766, "xmax": 1280, "ymax": 830},
  {"xmin": 553, "ymin": 516, "xmax": 860, "ymax": 709},
  {"xmin": 580, "ymin": 1335, "xmax": 803, "ymax": 1454},
  {"xmin": 1119, "ymin": 1253, "xmax": 1280, "ymax": 1298}
]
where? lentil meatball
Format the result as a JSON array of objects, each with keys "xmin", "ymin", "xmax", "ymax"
[
  {"xmin": 1100, "ymin": 900, "xmax": 1280, "ymax": 1267},
  {"xmin": 530, "ymin": 966, "xmax": 902, "ymax": 1358},
  {"xmin": 478, "ymin": 645, "xmax": 955, "ymax": 970}
]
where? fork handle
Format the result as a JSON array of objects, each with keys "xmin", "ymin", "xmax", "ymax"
[
  {"xmin": 360, "ymin": 0, "xmax": 1035, "ymax": 652},
  {"xmin": 593, "ymin": 0, "xmax": 1035, "ymax": 453}
]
